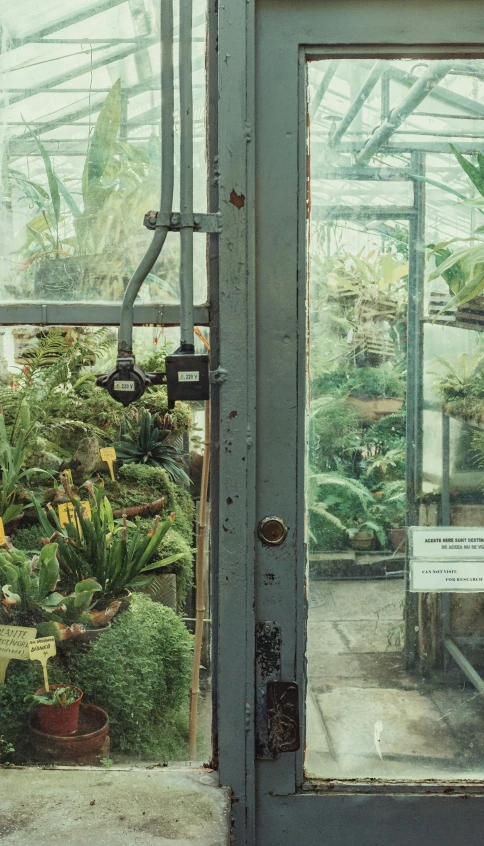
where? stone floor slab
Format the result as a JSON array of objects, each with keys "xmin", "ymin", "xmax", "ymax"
[{"xmin": 0, "ymin": 768, "xmax": 230, "ymax": 846}]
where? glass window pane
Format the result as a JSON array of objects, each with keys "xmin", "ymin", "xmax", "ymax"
[
  {"xmin": 0, "ymin": 0, "xmax": 207, "ymax": 304},
  {"xmin": 307, "ymin": 56, "xmax": 484, "ymax": 780},
  {"xmin": 0, "ymin": 323, "xmax": 211, "ymax": 764}
]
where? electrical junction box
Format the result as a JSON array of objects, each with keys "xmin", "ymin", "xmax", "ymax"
[{"xmin": 165, "ymin": 353, "xmax": 210, "ymax": 408}]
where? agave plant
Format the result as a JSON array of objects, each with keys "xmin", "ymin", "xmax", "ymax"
[
  {"xmin": 31, "ymin": 485, "xmax": 186, "ymax": 599},
  {"xmin": 114, "ymin": 410, "xmax": 190, "ymax": 485}
]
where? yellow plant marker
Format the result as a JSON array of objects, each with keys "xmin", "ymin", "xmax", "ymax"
[
  {"xmin": 99, "ymin": 447, "xmax": 117, "ymax": 481},
  {"xmin": 0, "ymin": 625, "xmax": 36, "ymax": 684},
  {"xmin": 29, "ymin": 636, "xmax": 56, "ymax": 692},
  {"xmin": 58, "ymin": 500, "xmax": 92, "ymax": 531},
  {"xmin": 0, "ymin": 518, "xmax": 5, "ymax": 546}
]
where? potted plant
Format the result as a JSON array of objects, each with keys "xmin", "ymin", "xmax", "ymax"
[
  {"xmin": 25, "ymin": 684, "xmax": 83, "ymax": 736},
  {"xmin": 12, "ymin": 80, "xmax": 162, "ymax": 303},
  {"xmin": 348, "ymin": 518, "xmax": 386, "ymax": 552}
]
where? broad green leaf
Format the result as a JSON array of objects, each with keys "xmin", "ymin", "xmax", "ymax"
[
  {"xmin": 451, "ymin": 144, "xmax": 484, "ymax": 198},
  {"xmin": 38, "ymin": 543, "xmax": 59, "ymax": 598},
  {"xmin": 23, "ymin": 119, "xmax": 61, "ymax": 227},
  {"xmin": 141, "ymin": 551, "xmax": 189, "ymax": 573},
  {"xmin": 2, "ymin": 503, "xmax": 23, "ymax": 525},
  {"xmin": 82, "ymin": 79, "xmax": 122, "ymax": 215},
  {"xmin": 433, "ymin": 269, "xmax": 484, "ymax": 321},
  {"xmin": 55, "ymin": 174, "xmax": 82, "ymax": 218}
]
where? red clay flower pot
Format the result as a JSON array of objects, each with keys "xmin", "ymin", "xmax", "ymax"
[{"xmin": 35, "ymin": 684, "xmax": 83, "ymax": 737}]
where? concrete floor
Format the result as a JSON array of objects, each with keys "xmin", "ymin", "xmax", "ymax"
[
  {"xmin": 0, "ymin": 768, "xmax": 230, "ymax": 845},
  {"xmin": 306, "ymin": 578, "xmax": 484, "ymax": 780}
]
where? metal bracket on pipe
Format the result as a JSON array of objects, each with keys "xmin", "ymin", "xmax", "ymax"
[
  {"xmin": 143, "ymin": 211, "xmax": 222, "ymax": 233},
  {"xmin": 209, "ymin": 367, "xmax": 228, "ymax": 384}
]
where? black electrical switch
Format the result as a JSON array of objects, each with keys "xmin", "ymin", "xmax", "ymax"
[{"xmin": 165, "ymin": 353, "xmax": 210, "ymax": 409}]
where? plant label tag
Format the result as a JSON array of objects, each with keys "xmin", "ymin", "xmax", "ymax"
[
  {"xmin": 113, "ymin": 381, "xmax": 135, "ymax": 391},
  {"xmin": 178, "ymin": 371, "xmax": 199, "ymax": 382},
  {"xmin": 62, "ymin": 469, "xmax": 73, "ymax": 486},
  {"xmin": 99, "ymin": 447, "xmax": 117, "ymax": 481},
  {"xmin": 58, "ymin": 500, "xmax": 92, "ymax": 529},
  {"xmin": 0, "ymin": 518, "xmax": 5, "ymax": 546},
  {"xmin": 29, "ymin": 637, "xmax": 56, "ymax": 663},
  {"xmin": 29, "ymin": 637, "xmax": 56, "ymax": 691},
  {"xmin": 0, "ymin": 625, "xmax": 36, "ymax": 684}
]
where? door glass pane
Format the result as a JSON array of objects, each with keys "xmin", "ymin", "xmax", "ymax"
[
  {"xmin": 0, "ymin": 0, "xmax": 207, "ymax": 304},
  {"xmin": 307, "ymin": 56, "xmax": 484, "ymax": 779}
]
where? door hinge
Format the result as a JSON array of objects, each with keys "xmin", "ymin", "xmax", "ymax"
[{"xmin": 255, "ymin": 621, "xmax": 300, "ymax": 759}]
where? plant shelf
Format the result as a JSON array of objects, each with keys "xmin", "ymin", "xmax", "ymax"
[{"xmin": 426, "ymin": 292, "xmax": 484, "ymax": 332}]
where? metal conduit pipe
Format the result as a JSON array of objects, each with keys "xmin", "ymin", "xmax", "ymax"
[
  {"xmin": 355, "ymin": 60, "xmax": 453, "ymax": 166},
  {"xmin": 328, "ymin": 61, "xmax": 384, "ymax": 147},
  {"xmin": 179, "ymin": 0, "xmax": 194, "ymax": 351},
  {"xmin": 118, "ymin": 0, "xmax": 175, "ymax": 354}
]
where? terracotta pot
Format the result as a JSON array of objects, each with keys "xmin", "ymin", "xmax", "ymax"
[
  {"xmin": 389, "ymin": 527, "xmax": 406, "ymax": 552},
  {"xmin": 29, "ymin": 704, "xmax": 109, "ymax": 760},
  {"xmin": 349, "ymin": 531, "xmax": 374, "ymax": 551},
  {"xmin": 34, "ymin": 684, "xmax": 83, "ymax": 737}
]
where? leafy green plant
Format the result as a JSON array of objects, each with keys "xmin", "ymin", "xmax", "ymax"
[
  {"xmin": 0, "ymin": 543, "xmax": 60, "ymax": 624},
  {"xmin": 0, "ymin": 404, "xmax": 54, "ymax": 525},
  {"xmin": 348, "ymin": 518, "xmax": 386, "ymax": 548},
  {"xmin": 24, "ymin": 686, "xmax": 79, "ymax": 710},
  {"xmin": 114, "ymin": 409, "xmax": 190, "ymax": 485},
  {"xmin": 308, "ymin": 472, "xmax": 374, "ymax": 546},
  {"xmin": 312, "ymin": 364, "xmax": 405, "ymax": 401},
  {"xmin": 70, "ymin": 593, "xmax": 193, "ymax": 757},
  {"xmin": 0, "ymin": 735, "xmax": 14, "ymax": 764},
  {"xmin": 427, "ymin": 146, "xmax": 484, "ymax": 317},
  {"xmin": 32, "ymin": 485, "xmax": 185, "ymax": 598}
]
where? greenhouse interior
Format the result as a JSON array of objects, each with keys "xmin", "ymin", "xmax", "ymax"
[{"xmin": 3, "ymin": 0, "xmax": 484, "ymax": 843}]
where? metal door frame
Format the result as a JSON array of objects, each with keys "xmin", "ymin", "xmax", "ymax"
[{"xmin": 215, "ymin": 1, "xmax": 484, "ymax": 843}]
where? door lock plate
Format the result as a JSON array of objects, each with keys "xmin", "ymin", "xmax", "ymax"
[{"xmin": 267, "ymin": 681, "xmax": 300, "ymax": 754}]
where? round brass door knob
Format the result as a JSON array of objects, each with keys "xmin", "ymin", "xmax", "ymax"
[{"xmin": 258, "ymin": 517, "xmax": 288, "ymax": 546}]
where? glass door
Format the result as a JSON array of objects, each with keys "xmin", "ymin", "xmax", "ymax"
[{"xmin": 254, "ymin": 1, "xmax": 484, "ymax": 843}]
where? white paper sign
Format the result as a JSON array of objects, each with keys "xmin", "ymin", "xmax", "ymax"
[
  {"xmin": 411, "ymin": 560, "xmax": 484, "ymax": 592},
  {"xmin": 411, "ymin": 527, "xmax": 484, "ymax": 559}
]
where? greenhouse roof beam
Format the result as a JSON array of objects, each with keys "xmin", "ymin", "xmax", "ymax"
[
  {"xmin": 328, "ymin": 61, "xmax": 384, "ymax": 147},
  {"xmin": 309, "ymin": 60, "xmax": 340, "ymax": 120},
  {"xmin": 311, "ymin": 204, "xmax": 417, "ymax": 221},
  {"xmin": 314, "ymin": 166, "xmax": 412, "ymax": 181},
  {"xmin": 7, "ymin": 38, "xmax": 158, "ymax": 106},
  {"xmin": 387, "ymin": 66, "xmax": 484, "ymax": 119},
  {"xmin": 8, "ymin": 0, "xmax": 128, "ymax": 48},
  {"xmin": 331, "ymin": 140, "xmax": 484, "ymax": 154},
  {"xmin": 355, "ymin": 60, "xmax": 452, "ymax": 165}
]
